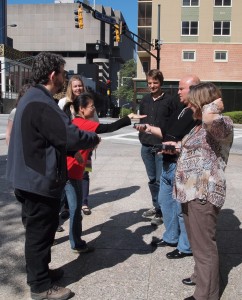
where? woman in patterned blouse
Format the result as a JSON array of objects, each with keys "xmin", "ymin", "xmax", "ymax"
[{"xmin": 171, "ymin": 82, "xmax": 234, "ymax": 300}]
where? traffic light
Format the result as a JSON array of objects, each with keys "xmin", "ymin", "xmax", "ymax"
[
  {"xmin": 113, "ymin": 24, "xmax": 120, "ymax": 42},
  {"xmin": 120, "ymin": 22, "xmax": 127, "ymax": 35},
  {"xmin": 106, "ymin": 79, "xmax": 111, "ymax": 96},
  {"xmin": 154, "ymin": 39, "xmax": 160, "ymax": 50},
  {"xmin": 74, "ymin": 5, "xmax": 83, "ymax": 29}
]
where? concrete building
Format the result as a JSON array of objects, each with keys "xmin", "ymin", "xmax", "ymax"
[
  {"xmin": 135, "ymin": 0, "xmax": 242, "ymax": 111},
  {"xmin": 0, "ymin": 0, "xmax": 32, "ymax": 113},
  {"xmin": 4, "ymin": 0, "xmax": 135, "ymax": 115}
]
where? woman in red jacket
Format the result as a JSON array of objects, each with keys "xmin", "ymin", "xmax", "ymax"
[{"xmin": 63, "ymin": 92, "xmax": 145, "ymax": 253}]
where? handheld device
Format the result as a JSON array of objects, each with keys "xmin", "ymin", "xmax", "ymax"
[
  {"xmin": 133, "ymin": 123, "xmax": 147, "ymax": 130},
  {"xmin": 151, "ymin": 144, "xmax": 176, "ymax": 153}
]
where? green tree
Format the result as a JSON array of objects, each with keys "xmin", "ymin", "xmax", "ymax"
[{"xmin": 113, "ymin": 59, "xmax": 136, "ymax": 103}]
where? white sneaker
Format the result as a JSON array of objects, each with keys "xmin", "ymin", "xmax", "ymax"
[
  {"xmin": 151, "ymin": 213, "xmax": 163, "ymax": 226},
  {"xmin": 31, "ymin": 285, "xmax": 71, "ymax": 300},
  {"xmin": 142, "ymin": 207, "xmax": 156, "ymax": 218}
]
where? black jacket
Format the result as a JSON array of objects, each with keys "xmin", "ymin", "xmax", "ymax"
[
  {"xmin": 162, "ymin": 105, "xmax": 201, "ymax": 162},
  {"xmin": 139, "ymin": 92, "xmax": 178, "ymax": 146},
  {"xmin": 7, "ymin": 85, "xmax": 100, "ymax": 198}
]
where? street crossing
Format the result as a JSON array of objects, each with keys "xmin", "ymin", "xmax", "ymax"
[
  {"xmin": 101, "ymin": 126, "xmax": 242, "ymax": 155},
  {"xmin": 234, "ymin": 128, "xmax": 242, "ymax": 139},
  {"xmin": 102, "ymin": 127, "xmax": 242, "ymax": 142}
]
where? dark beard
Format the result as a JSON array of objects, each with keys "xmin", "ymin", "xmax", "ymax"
[{"xmin": 54, "ymin": 77, "xmax": 64, "ymax": 94}]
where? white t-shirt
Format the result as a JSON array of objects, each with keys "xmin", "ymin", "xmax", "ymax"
[
  {"xmin": 8, "ymin": 107, "xmax": 16, "ymax": 121},
  {"xmin": 58, "ymin": 97, "xmax": 67, "ymax": 110}
]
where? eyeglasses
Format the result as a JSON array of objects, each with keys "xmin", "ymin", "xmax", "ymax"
[{"xmin": 87, "ymin": 105, "xmax": 95, "ymax": 110}]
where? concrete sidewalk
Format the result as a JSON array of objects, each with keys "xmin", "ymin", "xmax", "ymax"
[{"xmin": 0, "ymin": 138, "xmax": 242, "ymax": 300}]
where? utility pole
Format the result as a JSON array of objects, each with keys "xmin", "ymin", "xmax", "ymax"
[{"xmin": 156, "ymin": 5, "xmax": 161, "ymax": 69}]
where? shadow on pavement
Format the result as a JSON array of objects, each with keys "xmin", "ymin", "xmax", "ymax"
[
  {"xmin": 0, "ymin": 155, "xmax": 27, "ymax": 295},
  {"xmin": 59, "ymin": 209, "xmax": 156, "ymax": 286},
  {"xmin": 58, "ymin": 185, "xmax": 142, "ymax": 228},
  {"xmin": 88, "ymin": 185, "xmax": 141, "ymax": 209},
  {"xmin": 217, "ymin": 208, "xmax": 242, "ymax": 297}
]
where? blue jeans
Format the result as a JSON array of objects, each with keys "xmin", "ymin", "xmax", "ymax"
[
  {"xmin": 65, "ymin": 179, "xmax": 86, "ymax": 249},
  {"xmin": 158, "ymin": 161, "xmax": 191, "ymax": 253},
  {"xmin": 141, "ymin": 145, "xmax": 163, "ymax": 211}
]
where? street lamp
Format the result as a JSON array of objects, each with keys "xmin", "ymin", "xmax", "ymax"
[
  {"xmin": 95, "ymin": 40, "xmax": 111, "ymax": 55},
  {"xmin": 95, "ymin": 43, "xmax": 100, "ymax": 51},
  {"xmin": 8, "ymin": 24, "xmax": 17, "ymax": 28},
  {"xmin": 0, "ymin": 24, "xmax": 17, "ymax": 30},
  {"xmin": 0, "ymin": 24, "xmax": 17, "ymax": 44}
]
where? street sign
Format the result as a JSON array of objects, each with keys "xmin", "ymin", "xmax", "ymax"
[{"xmin": 94, "ymin": 11, "xmax": 116, "ymax": 26}]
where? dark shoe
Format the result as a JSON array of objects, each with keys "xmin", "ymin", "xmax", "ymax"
[
  {"xmin": 56, "ymin": 226, "xmax": 64, "ymax": 232},
  {"xmin": 82, "ymin": 206, "xmax": 92, "ymax": 215},
  {"xmin": 142, "ymin": 207, "xmax": 156, "ymax": 218},
  {"xmin": 52, "ymin": 239, "xmax": 58, "ymax": 246},
  {"xmin": 166, "ymin": 248, "xmax": 193, "ymax": 259},
  {"xmin": 150, "ymin": 212, "xmax": 163, "ymax": 226},
  {"xmin": 184, "ymin": 296, "xmax": 196, "ymax": 300},
  {"xmin": 60, "ymin": 210, "xmax": 69, "ymax": 220},
  {"xmin": 151, "ymin": 237, "xmax": 177, "ymax": 247},
  {"xmin": 182, "ymin": 278, "xmax": 196, "ymax": 286},
  {"xmin": 31, "ymin": 285, "xmax": 71, "ymax": 300},
  {"xmin": 72, "ymin": 245, "xmax": 95, "ymax": 253},
  {"xmin": 49, "ymin": 268, "xmax": 64, "ymax": 282}
]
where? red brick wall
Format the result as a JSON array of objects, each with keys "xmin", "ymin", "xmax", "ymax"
[{"xmin": 150, "ymin": 44, "xmax": 242, "ymax": 82}]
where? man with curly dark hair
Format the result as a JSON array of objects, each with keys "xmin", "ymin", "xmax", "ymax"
[{"xmin": 7, "ymin": 52, "xmax": 100, "ymax": 300}]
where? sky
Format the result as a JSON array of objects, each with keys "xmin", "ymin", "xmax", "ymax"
[{"xmin": 7, "ymin": 0, "xmax": 138, "ymax": 34}]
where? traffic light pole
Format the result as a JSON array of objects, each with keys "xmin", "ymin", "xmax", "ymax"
[
  {"xmin": 156, "ymin": 4, "xmax": 161, "ymax": 69},
  {"xmin": 75, "ymin": 1, "xmax": 161, "ymax": 68},
  {"xmin": 156, "ymin": 47, "xmax": 160, "ymax": 70},
  {"xmin": 123, "ymin": 30, "xmax": 160, "ymax": 69}
]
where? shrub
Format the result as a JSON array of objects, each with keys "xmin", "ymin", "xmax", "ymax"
[
  {"xmin": 223, "ymin": 111, "xmax": 242, "ymax": 124},
  {"xmin": 119, "ymin": 107, "xmax": 132, "ymax": 118}
]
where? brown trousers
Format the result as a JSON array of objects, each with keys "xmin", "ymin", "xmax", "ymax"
[{"xmin": 182, "ymin": 200, "xmax": 220, "ymax": 300}]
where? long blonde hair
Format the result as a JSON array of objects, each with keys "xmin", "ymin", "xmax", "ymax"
[
  {"xmin": 66, "ymin": 75, "xmax": 86, "ymax": 102},
  {"xmin": 187, "ymin": 82, "xmax": 222, "ymax": 119}
]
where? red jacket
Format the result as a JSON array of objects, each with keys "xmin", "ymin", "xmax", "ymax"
[{"xmin": 67, "ymin": 117, "xmax": 99, "ymax": 179}]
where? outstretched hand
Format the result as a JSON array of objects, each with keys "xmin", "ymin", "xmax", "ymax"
[{"xmin": 128, "ymin": 113, "xmax": 147, "ymax": 119}]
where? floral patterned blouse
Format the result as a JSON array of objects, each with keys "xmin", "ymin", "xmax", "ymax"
[{"xmin": 173, "ymin": 114, "xmax": 234, "ymax": 208}]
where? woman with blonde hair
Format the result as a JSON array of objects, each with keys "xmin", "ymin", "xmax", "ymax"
[
  {"xmin": 164, "ymin": 82, "xmax": 233, "ymax": 300},
  {"xmin": 58, "ymin": 75, "xmax": 86, "ymax": 111}
]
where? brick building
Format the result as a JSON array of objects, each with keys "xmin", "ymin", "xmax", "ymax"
[{"xmin": 135, "ymin": 0, "xmax": 242, "ymax": 111}]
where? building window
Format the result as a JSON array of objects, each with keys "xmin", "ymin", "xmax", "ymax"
[
  {"xmin": 214, "ymin": 21, "xmax": 230, "ymax": 35},
  {"xmin": 182, "ymin": 50, "xmax": 196, "ymax": 61},
  {"xmin": 138, "ymin": 27, "xmax": 151, "ymax": 51},
  {"xmin": 138, "ymin": 2, "xmax": 152, "ymax": 26},
  {"xmin": 182, "ymin": 0, "xmax": 199, "ymax": 6},
  {"xmin": 214, "ymin": 0, "xmax": 231, "ymax": 6},
  {"xmin": 142, "ymin": 61, "xmax": 149, "ymax": 73},
  {"xmin": 214, "ymin": 50, "xmax": 228, "ymax": 61},
  {"xmin": 182, "ymin": 21, "xmax": 198, "ymax": 35}
]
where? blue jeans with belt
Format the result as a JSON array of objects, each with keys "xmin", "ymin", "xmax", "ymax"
[
  {"xmin": 65, "ymin": 179, "xmax": 86, "ymax": 249},
  {"xmin": 141, "ymin": 144, "xmax": 163, "ymax": 211},
  {"xmin": 158, "ymin": 161, "xmax": 191, "ymax": 253}
]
